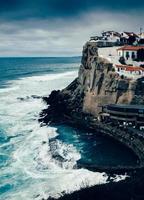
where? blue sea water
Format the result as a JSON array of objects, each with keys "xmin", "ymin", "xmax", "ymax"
[{"xmin": 0, "ymin": 57, "xmax": 136, "ymax": 200}]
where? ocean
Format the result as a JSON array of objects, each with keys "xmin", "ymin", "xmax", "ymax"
[{"xmin": 0, "ymin": 57, "xmax": 137, "ymax": 200}]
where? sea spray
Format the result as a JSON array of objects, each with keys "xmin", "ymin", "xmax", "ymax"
[{"xmin": 0, "ymin": 69, "xmax": 111, "ymax": 200}]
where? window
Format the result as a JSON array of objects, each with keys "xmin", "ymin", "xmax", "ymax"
[
  {"xmin": 126, "ymin": 51, "xmax": 129, "ymax": 60},
  {"xmin": 132, "ymin": 52, "xmax": 135, "ymax": 60}
]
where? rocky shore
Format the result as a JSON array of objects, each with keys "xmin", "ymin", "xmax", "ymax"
[
  {"xmin": 39, "ymin": 90, "xmax": 144, "ymax": 170},
  {"xmin": 39, "ymin": 41, "xmax": 144, "ymax": 199},
  {"xmin": 47, "ymin": 168, "xmax": 144, "ymax": 200}
]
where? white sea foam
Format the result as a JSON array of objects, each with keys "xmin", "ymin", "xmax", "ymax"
[
  {"xmin": 23, "ymin": 71, "xmax": 77, "ymax": 81},
  {"xmin": 0, "ymin": 86, "xmax": 20, "ymax": 93},
  {"xmin": 0, "ymin": 71, "xmax": 127, "ymax": 200}
]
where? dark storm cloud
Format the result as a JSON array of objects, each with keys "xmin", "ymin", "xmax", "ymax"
[
  {"xmin": 0, "ymin": 11, "xmax": 143, "ymax": 57},
  {"xmin": 0, "ymin": 0, "xmax": 143, "ymax": 20},
  {"xmin": 0, "ymin": 0, "xmax": 143, "ymax": 56}
]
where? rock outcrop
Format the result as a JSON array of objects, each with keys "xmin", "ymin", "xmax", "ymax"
[
  {"xmin": 39, "ymin": 41, "xmax": 144, "ymax": 123},
  {"xmin": 40, "ymin": 41, "xmax": 144, "ymax": 200},
  {"xmin": 39, "ymin": 41, "xmax": 144, "ymax": 168},
  {"xmin": 78, "ymin": 42, "xmax": 144, "ymax": 116}
]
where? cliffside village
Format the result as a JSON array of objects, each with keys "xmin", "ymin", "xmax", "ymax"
[{"xmin": 90, "ymin": 30, "xmax": 144, "ymax": 79}]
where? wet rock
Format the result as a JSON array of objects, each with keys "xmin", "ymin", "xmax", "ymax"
[{"xmin": 31, "ymin": 95, "xmax": 42, "ymax": 99}]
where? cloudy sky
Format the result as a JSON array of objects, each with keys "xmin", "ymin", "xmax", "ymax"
[{"xmin": 0, "ymin": 0, "xmax": 143, "ymax": 57}]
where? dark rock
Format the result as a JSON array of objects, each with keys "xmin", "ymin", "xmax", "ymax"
[{"xmin": 31, "ymin": 95, "xmax": 42, "ymax": 99}]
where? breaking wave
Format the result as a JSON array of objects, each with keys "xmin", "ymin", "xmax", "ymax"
[{"xmin": 0, "ymin": 70, "xmax": 127, "ymax": 200}]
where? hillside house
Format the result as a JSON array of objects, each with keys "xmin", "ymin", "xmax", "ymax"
[
  {"xmin": 102, "ymin": 31, "xmax": 121, "ymax": 44},
  {"xmin": 114, "ymin": 64, "xmax": 144, "ymax": 78},
  {"xmin": 120, "ymin": 32, "xmax": 139, "ymax": 45},
  {"xmin": 117, "ymin": 46, "xmax": 144, "ymax": 61}
]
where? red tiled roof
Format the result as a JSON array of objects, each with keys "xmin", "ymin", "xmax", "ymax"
[
  {"xmin": 115, "ymin": 64, "xmax": 144, "ymax": 72},
  {"xmin": 117, "ymin": 46, "xmax": 144, "ymax": 51},
  {"xmin": 125, "ymin": 66, "xmax": 144, "ymax": 72}
]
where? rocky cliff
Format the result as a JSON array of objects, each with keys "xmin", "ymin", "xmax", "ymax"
[
  {"xmin": 40, "ymin": 42, "xmax": 144, "ymax": 200},
  {"xmin": 39, "ymin": 41, "xmax": 144, "ymax": 124}
]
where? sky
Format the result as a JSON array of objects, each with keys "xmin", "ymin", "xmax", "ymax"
[{"xmin": 0, "ymin": 0, "xmax": 143, "ymax": 57}]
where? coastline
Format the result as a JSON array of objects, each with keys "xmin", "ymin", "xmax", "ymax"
[
  {"xmin": 38, "ymin": 41, "xmax": 144, "ymax": 169},
  {"xmin": 48, "ymin": 167, "xmax": 144, "ymax": 200},
  {"xmin": 38, "ymin": 42, "xmax": 144, "ymax": 199},
  {"xmin": 39, "ymin": 93, "xmax": 144, "ymax": 200},
  {"xmin": 39, "ymin": 99, "xmax": 144, "ymax": 170},
  {"xmin": 39, "ymin": 95, "xmax": 144, "ymax": 200}
]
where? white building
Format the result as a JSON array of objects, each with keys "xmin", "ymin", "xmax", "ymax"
[
  {"xmin": 120, "ymin": 32, "xmax": 139, "ymax": 44},
  {"xmin": 121, "ymin": 32, "xmax": 138, "ymax": 39},
  {"xmin": 114, "ymin": 64, "xmax": 144, "ymax": 79},
  {"xmin": 102, "ymin": 31, "xmax": 121, "ymax": 44},
  {"xmin": 117, "ymin": 46, "xmax": 144, "ymax": 61}
]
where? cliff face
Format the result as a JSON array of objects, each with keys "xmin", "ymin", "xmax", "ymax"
[
  {"xmin": 40, "ymin": 42, "xmax": 144, "ymax": 123},
  {"xmin": 38, "ymin": 41, "xmax": 144, "ymax": 168},
  {"xmin": 78, "ymin": 42, "xmax": 130, "ymax": 115},
  {"xmin": 63, "ymin": 42, "xmax": 144, "ymax": 117}
]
